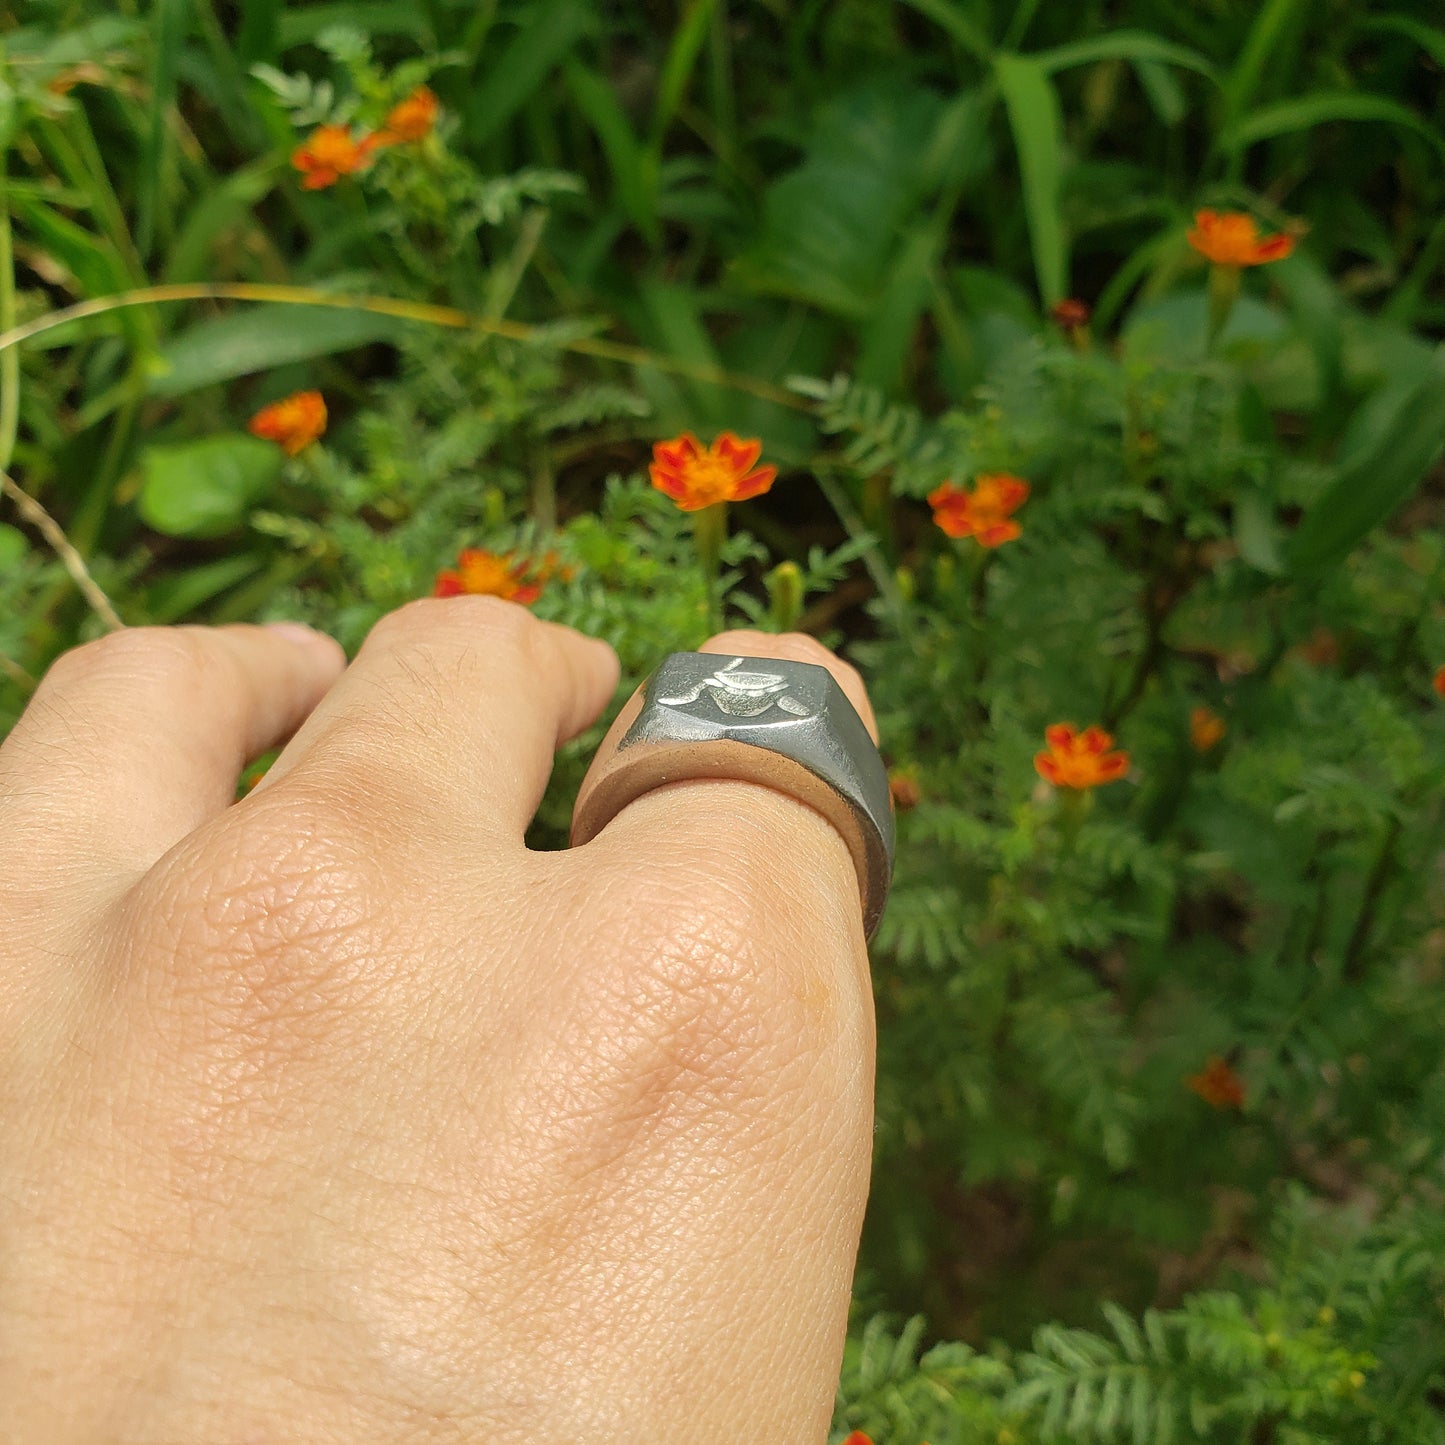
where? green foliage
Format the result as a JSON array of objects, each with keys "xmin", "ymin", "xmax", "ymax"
[{"xmin": 2, "ymin": 0, "xmax": 1444, "ymax": 1437}]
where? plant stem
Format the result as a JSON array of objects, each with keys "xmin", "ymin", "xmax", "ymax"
[
  {"xmin": 691, "ymin": 502, "xmax": 726, "ymax": 631},
  {"xmin": 1206, "ymin": 263, "xmax": 1240, "ymax": 347},
  {"xmin": 0, "ymin": 468, "xmax": 125, "ymax": 631},
  {"xmin": 0, "ymin": 153, "xmax": 17, "ymax": 474},
  {"xmin": 1342, "ymin": 815, "xmax": 1402, "ymax": 982}
]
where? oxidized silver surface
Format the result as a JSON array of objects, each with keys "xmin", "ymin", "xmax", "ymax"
[{"xmin": 570, "ymin": 652, "xmax": 894, "ymax": 938}]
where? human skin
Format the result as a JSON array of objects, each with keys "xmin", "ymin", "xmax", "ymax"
[{"xmin": 0, "ymin": 601, "xmax": 876, "ymax": 1442}]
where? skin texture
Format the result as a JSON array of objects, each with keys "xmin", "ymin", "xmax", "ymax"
[{"xmin": 0, "ymin": 601, "xmax": 877, "ymax": 1442}]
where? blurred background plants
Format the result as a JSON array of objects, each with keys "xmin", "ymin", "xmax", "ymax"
[{"xmin": 3, "ymin": 0, "xmax": 1445, "ymax": 1439}]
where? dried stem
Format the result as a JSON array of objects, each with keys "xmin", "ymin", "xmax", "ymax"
[
  {"xmin": 0, "ymin": 648, "xmax": 36, "ymax": 692},
  {"xmin": 0, "ymin": 469, "xmax": 125, "ymax": 632}
]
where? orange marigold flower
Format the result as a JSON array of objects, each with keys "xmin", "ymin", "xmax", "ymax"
[
  {"xmin": 928, "ymin": 474, "xmax": 1030, "ymax": 548},
  {"xmin": 1190, "ymin": 705, "xmax": 1227, "ymax": 753},
  {"xmin": 433, "ymin": 548, "xmax": 542, "ymax": 605},
  {"xmin": 1051, "ymin": 297, "xmax": 1091, "ymax": 329},
  {"xmin": 377, "ymin": 85, "xmax": 439, "ymax": 144},
  {"xmin": 1433, "ymin": 664, "xmax": 1445, "ymax": 698},
  {"xmin": 1187, "ymin": 209, "xmax": 1294, "ymax": 268},
  {"xmin": 888, "ymin": 767, "xmax": 922, "ymax": 811},
  {"xmin": 649, "ymin": 431, "xmax": 777, "ymax": 512},
  {"xmin": 1034, "ymin": 722, "xmax": 1130, "ymax": 789},
  {"xmin": 291, "ymin": 124, "xmax": 380, "ymax": 189},
  {"xmin": 1187, "ymin": 1055, "xmax": 1246, "ymax": 1110},
  {"xmin": 248, "ymin": 390, "xmax": 327, "ymax": 455},
  {"xmin": 841, "ymin": 1435, "xmax": 874, "ymax": 1445}
]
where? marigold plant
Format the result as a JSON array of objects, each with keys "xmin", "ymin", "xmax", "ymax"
[
  {"xmin": 290, "ymin": 125, "xmax": 379, "ymax": 189},
  {"xmin": 378, "ymin": 85, "xmax": 439, "ymax": 144},
  {"xmin": 1187, "ymin": 1055, "xmax": 1246, "ymax": 1110},
  {"xmin": 1190, "ymin": 705, "xmax": 1227, "ymax": 752}
]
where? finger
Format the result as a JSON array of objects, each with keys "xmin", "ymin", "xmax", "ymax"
[
  {"xmin": 254, "ymin": 597, "xmax": 619, "ymax": 848},
  {"xmin": 578, "ymin": 630, "xmax": 880, "ymax": 935},
  {"xmin": 0, "ymin": 624, "xmax": 346, "ymax": 881}
]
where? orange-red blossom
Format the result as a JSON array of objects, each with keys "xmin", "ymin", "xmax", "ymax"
[
  {"xmin": 248, "ymin": 390, "xmax": 327, "ymax": 454},
  {"xmin": 1190, "ymin": 705, "xmax": 1227, "ymax": 753},
  {"xmin": 1187, "ymin": 209, "xmax": 1294, "ymax": 268},
  {"xmin": 649, "ymin": 432, "xmax": 777, "ymax": 511},
  {"xmin": 1187, "ymin": 1055, "xmax": 1246, "ymax": 1110},
  {"xmin": 928, "ymin": 474, "xmax": 1030, "ymax": 547},
  {"xmin": 1434, "ymin": 664, "xmax": 1445, "ymax": 698},
  {"xmin": 377, "ymin": 85, "xmax": 439, "ymax": 143},
  {"xmin": 1035, "ymin": 723, "xmax": 1129, "ymax": 789},
  {"xmin": 433, "ymin": 549, "xmax": 545, "ymax": 604},
  {"xmin": 292, "ymin": 86, "xmax": 440, "ymax": 190}
]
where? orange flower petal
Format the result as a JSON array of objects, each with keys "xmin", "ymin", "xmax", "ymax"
[
  {"xmin": 731, "ymin": 464, "xmax": 778, "ymax": 502},
  {"xmin": 1045, "ymin": 723, "xmax": 1077, "ymax": 751},
  {"xmin": 974, "ymin": 519, "xmax": 1021, "ymax": 548},
  {"xmin": 1034, "ymin": 751, "xmax": 1063, "ymax": 785}
]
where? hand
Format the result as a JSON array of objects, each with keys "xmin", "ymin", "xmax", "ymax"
[{"xmin": 0, "ymin": 601, "xmax": 876, "ymax": 1442}]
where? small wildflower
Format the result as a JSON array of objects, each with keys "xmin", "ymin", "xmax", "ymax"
[
  {"xmin": 928, "ymin": 474, "xmax": 1030, "ymax": 548},
  {"xmin": 377, "ymin": 85, "xmax": 439, "ymax": 144},
  {"xmin": 1187, "ymin": 209, "xmax": 1294, "ymax": 268},
  {"xmin": 248, "ymin": 390, "xmax": 327, "ymax": 455},
  {"xmin": 433, "ymin": 548, "xmax": 543, "ymax": 604},
  {"xmin": 1187, "ymin": 1055, "xmax": 1246, "ymax": 1110},
  {"xmin": 1051, "ymin": 297, "xmax": 1091, "ymax": 329},
  {"xmin": 290, "ymin": 124, "xmax": 380, "ymax": 189},
  {"xmin": 1433, "ymin": 664, "xmax": 1445, "ymax": 698},
  {"xmin": 888, "ymin": 767, "xmax": 922, "ymax": 811},
  {"xmin": 649, "ymin": 432, "xmax": 777, "ymax": 512},
  {"xmin": 1034, "ymin": 723, "xmax": 1129, "ymax": 789},
  {"xmin": 841, "ymin": 1435, "xmax": 874, "ymax": 1445},
  {"xmin": 1190, "ymin": 705, "xmax": 1227, "ymax": 753}
]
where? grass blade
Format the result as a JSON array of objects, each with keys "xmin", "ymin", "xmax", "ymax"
[{"xmin": 994, "ymin": 52, "xmax": 1067, "ymax": 307}]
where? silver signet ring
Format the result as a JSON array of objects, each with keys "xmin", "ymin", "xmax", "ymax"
[{"xmin": 570, "ymin": 652, "xmax": 895, "ymax": 938}]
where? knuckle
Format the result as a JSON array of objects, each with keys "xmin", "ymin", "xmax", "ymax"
[
  {"xmin": 45, "ymin": 626, "xmax": 213, "ymax": 693},
  {"xmin": 130, "ymin": 807, "xmax": 392, "ymax": 1055},
  {"xmin": 366, "ymin": 595, "xmax": 534, "ymax": 657}
]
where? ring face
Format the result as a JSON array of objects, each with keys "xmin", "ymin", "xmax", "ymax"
[{"xmin": 571, "ymin": 652, "xmax": 895, "ymax": 938}]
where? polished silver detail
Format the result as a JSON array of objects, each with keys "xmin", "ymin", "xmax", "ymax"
[{"xmin": 658, "ymin": 656, "xmax": 816, "ymax": 719}]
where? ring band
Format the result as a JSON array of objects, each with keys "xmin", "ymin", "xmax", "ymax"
[{"xmin": 570, "ymin": 652, "xmax": 895, "ymax": 937}]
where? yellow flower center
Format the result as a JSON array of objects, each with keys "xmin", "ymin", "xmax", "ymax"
[
  {"xmin": 681, "ymin": 454, "xmax": 741, "ymax": 508},
  {"xmin": 458, "ymin": 554, "xmax": 518, "ymax": 596}
]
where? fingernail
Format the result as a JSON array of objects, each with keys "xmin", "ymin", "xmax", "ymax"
[{"xmin": 264, "ymin": 621, "xmax": 332, "ymax": 647}]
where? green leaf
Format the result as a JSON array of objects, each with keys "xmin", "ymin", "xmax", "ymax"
[
  {"xmin": 465, "ymin": 0, "xmax": 597, "ymax": 145},
  {"xmin": 895, "ymin": 0, "xmax": 992, "ymax": 62},
  {"xmin": 137, "ymin": 434, "xmax": 284, "ymax": 537},
  {"xmin": 161, "ymin": 159, "xmax": 279, "ymax": 284},
  {"xmin": 0, "ymin": 523, "xmax": 27, "ymax": 568},
  {"xmin": 1223, "ymin": 93, "xmax": 1445, "ymax": 165},
  {"xmin": 563, "ymin": 61, "xmax": 655, "ymax": 239},
  {"xmin": 1220, "ymin": 0, "xmax": 1309, "ymax": 127},
  {"xmin": 1286, "ymin": 352, "xmax": 1445, "ymax": 576},
  {"xmin": 1033, "ymin": 30, "xmax": 1218, "ymax": 82},
  {"xmin": 733, "ymin": 83, "xmax": 945, "ymax": 317},
  {"xmin": 148, "ymin": 304, "xmax": 406, "ymax": 396},
  {"xmin": 1359, "ymin": 15, "xmax": 1445, "ymax": 73},
  {"xmin": 650, "ymin": 0, "xmax": 719, "ymax": 143},
  {"xmin": 143, "ymin": 553, "xmax": 266, "ymax": 623},
  {"xmin": 276, "ymin": 2, "xmax": 429, "ymax": 46},
  {"xmin": 994, "ymin": 52, "xmax": 1067, "ymax": 307},
  {"xmin": 136, "ymin": 0, "xmax": 185, "ymax": 260}
]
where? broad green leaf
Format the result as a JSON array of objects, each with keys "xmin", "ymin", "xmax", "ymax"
[
  {"xmin": 1234, "ymin": 489, "xmax": 1284, "ymax": 575},
  {"xmin": 732, "ymin": 84, "xmax": 944, "ymax": 317},
  {"xmin": 148, "ymin": 304, "xmax": 406, "ymax": 396},
  {"xmin": 465, "ymin": 0, "xmax": 597, "ymax": 145},
  {"xmin": 1223, "ymin": 93, "xmax": 1445, "ymax": 164},
  {"xmin": 1033, "ymin": 30, "xmax": 1217, "ymax": 82},
  {"xmin": 995, "ymin": 52, "xmax": 1067, "ymax": 307},
  {"xmin": 8, "ymin": 196, "xmax": 134, "ymax": 300},
  {"xmin": 1134, "ymin": 60, "xmax": 1187, "ymax": 127},
  {"xmin": 138, "ymin": 434, "xmax": 283, "ymax": 538},
  {"xmin": 1286, "ymin": 352, "xmax": 1445, "ymax": 576}
]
